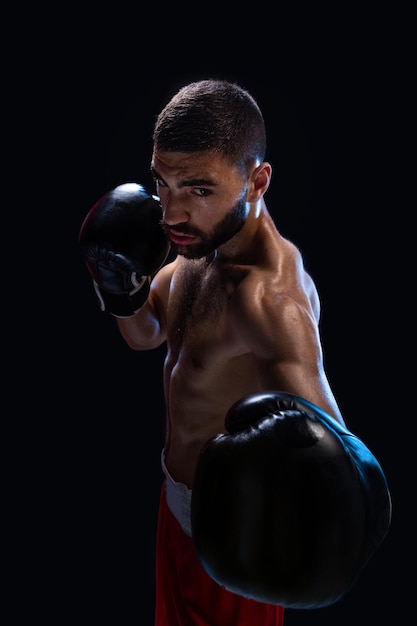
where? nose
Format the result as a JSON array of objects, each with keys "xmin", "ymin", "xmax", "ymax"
[{"xmin": 161, "ymin": 193, "xmax": 190, "ymax": 226}]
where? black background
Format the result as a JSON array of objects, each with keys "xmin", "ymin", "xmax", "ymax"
[{"xmin": 16, "ymin": 7, "xmax": 412, "ymax": 624}]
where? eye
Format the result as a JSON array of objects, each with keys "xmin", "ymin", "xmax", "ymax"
[
  {"xmin": 194, "ymin": 187, "xmax": 212, "ymax": 197},
  {"xmin": 151, "ymin": 171, "xmax": 166, "ymax": 188}
]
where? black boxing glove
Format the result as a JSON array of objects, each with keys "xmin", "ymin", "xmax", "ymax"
[
  {"xmin": 191, "ymin": 391, "xmax": 392, "ymax": 609},
  {"xmin": 79, "ymin": 183, "xmax": 170, "ymax": 317}
]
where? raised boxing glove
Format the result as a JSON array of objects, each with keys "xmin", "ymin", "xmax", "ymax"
[
  {"xmin": 79, "ymin": 182, "xmax": 170, "ymax": 317},
  {"xmin": 191, "ymin": 391, "xmax": 392, "ymax": 609}
]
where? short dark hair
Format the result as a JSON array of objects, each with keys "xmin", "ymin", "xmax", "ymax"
[{"xmin": 153, "ymin": 79, "xmax": 266, "ymax": 173}]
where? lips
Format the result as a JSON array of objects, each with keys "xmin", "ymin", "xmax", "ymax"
[{"xmin": 168, "ymin": 230, "xmax": 197, "ymax": 245}]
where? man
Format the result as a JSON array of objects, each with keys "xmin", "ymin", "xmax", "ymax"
[{"xmin": 79, "ymin": 79, "xmax": 391, "ymax": 625}]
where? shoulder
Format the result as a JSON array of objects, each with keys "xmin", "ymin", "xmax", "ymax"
[
  {"xmin": 151, "ymin": 257, "xmax": 178, "ymax": 306},
  {"xmin": 231, "ymin": 233, "xmax": 320, "ymax": 322},
  {"xmin": 228, "ymin": 248, "xmax": 321, "ymax": 359},
  {"xmin": 234, "ymin": 279, "xmax": 317, "ymax": 335}
]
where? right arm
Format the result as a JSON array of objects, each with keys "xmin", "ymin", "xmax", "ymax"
[
  {"xmin": 79, "ymin": 182, "xmax": 173, "ymax": 350},
  {"xmin": 116, "ymin": 260, "xmax": 176, "ymax": 350}
]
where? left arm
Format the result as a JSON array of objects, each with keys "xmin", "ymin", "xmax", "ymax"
[{"xmin": 237, "ymin": 288, "xmax": 346, "ymax": 426}]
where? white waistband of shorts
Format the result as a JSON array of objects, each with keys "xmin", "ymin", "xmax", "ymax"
[{"xmin": 161, "ymin": 449, "xmax": 193, "ymax": 537}]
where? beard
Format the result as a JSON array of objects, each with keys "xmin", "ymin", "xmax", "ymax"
[{"xmin": 164, "ymin": 195, "xmax": 248, "ymax": 260}]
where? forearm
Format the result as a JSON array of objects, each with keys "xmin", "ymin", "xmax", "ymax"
[{"xmin": 116, "ymin": 300, "xmax": 166, "ymax": 350}]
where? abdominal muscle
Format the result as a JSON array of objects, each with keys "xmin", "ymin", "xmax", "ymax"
[
  {"xmin": 162, "ymin": 258, "xmax": 260, "ymax": 487},
  {"xmin": 163, "ymin": 347, "xmax": 261, "ymax": 487}
]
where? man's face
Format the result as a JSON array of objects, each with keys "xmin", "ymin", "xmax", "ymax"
[{"xmin": 151, "ymin": 150, "xmax": 250, "ymax": 259}]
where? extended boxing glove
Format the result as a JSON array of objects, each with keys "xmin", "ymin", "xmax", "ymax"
[
  {"xmin": 79, "ymin": 183, "xmax": 170, "ymax": 317},
  {"xmin": 191, "ymin": 391, "xmax": 392, "ymax": 609}
]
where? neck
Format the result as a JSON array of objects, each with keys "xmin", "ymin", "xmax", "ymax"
[
  {"xmin": 217, "ymin": 199, "xmax": 268, "ymax": 263},
  {"xmin": 205, "ymin": 249, "xmax": 218, "ymax": 265}
]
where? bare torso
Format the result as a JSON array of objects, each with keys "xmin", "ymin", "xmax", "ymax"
[
  {"xmin": 161, "ymin": 210, "xmax": 334, "ymax": 487},
  {"xmin": 163, "ymin": 253, "xmax": 257, "ymax": 485}
]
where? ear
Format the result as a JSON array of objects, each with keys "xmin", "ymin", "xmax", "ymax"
[{"xmin": 247, "ymin": 162, "xmax": 272, "ymax": 202}]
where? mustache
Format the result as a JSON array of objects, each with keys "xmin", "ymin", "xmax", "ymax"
[{"xmin": 160, "ymin": 221, "xmax": 202, "ymax": 238}]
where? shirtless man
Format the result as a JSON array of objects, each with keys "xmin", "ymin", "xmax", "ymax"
[{"xmin": 79, "ymin": 79, "xmax": 391, "ymax": 626}]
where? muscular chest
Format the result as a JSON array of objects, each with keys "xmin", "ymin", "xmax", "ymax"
[{"xmin": 167, "ymin": 260, "xmax": 242, "ymax": 360}]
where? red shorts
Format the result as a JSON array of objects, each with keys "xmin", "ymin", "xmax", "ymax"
[{"xmin": 155, "ymin": 482, "xmax": 285, "ymax": 626}]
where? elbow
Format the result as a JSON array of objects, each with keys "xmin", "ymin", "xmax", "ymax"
[{"xmin": 116, "ymin": 318, "xmax": 165, "ymax": 351}]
